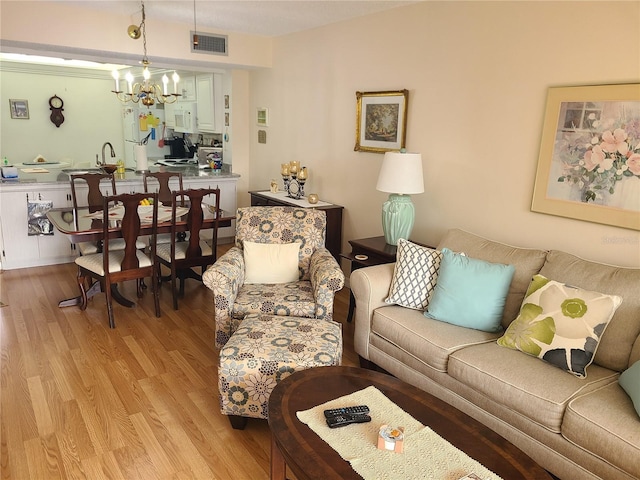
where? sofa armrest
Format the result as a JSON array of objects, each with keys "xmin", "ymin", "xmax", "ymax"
[
  {"xmin": 350, "ymin": 263, "xmax": 395, "ymax": 360},
  {"xmin": 310, "ymin": 247, "xmax": 346, "ymax": 321},
  {"xmin": 203, "ymin": 246, "xmax": 245, "ymax": 348}
]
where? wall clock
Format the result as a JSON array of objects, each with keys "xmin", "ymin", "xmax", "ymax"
[{"xmin": 49, "ymin": 95, "xmax": 64, "ymax": 127}]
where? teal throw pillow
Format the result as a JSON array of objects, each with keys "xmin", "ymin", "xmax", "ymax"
[
  {"xmin": 497, "ymin": 274, "xmax": 622, "ymax": 378},
  {"xmin": 424, "ymin": 248, "xmax": 515, "ymax": 332},
  {"xmin": 619, "ymin": 361, "xmax": 640, "ymax": 417}
]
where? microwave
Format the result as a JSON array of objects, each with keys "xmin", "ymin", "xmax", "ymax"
[{"xmin": 174, "ymin": 102, "xmax": 197, "ymax": 134}]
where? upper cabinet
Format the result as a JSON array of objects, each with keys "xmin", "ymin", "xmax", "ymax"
[
  {"xmin": 196, "ymin": 74, "xmax": 221, "ymax": 133},
  {"xmin": 178, "ymin": 76, "xmax": 197, "ymax": 102}
]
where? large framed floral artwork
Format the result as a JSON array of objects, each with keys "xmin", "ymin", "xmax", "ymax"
[{"xmin": 531, "ymin": 84, "xmax": 640, "ymax": 230}]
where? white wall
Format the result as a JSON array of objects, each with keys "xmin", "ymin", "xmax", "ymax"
[
  {"xmin": 248, "ymin": 1, "xmax": 640, "ymax": 268},
  {"xmin": 1, "ymin": 67, "xmax": 125, "ymax": 166}
]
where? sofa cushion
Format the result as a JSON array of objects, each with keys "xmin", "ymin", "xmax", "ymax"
[
  {"xmin": 619, "ymin": 360, "xmax": 640, "ymax": 417},
  {"xmin": 563, "ymin": 382, "xmax": 640, "ymax": 479},
  {"xmin": 424, "ymin": 248, "xmax": 515, "ymax": 333},
  {"xmin": 448, "ymin": 342, "xmax": 619, "ymax": 433},
  {"xmin": 498, "ymin": 274, "xmax": 622, "ymax": 378},
  {"xmin": 437, "ymin": 229, "xmax": 548, "ymax": 328},
  {"xmin": 371, "ymin": 305, "xmax": 500, "ymax": 372},
  {"xmin": 539, "ymin": 250, "xmax": 640, "ymax": 371},
  {"xmin": 385, "ymin": 239, "xmax": 442, "ymax": 310}
]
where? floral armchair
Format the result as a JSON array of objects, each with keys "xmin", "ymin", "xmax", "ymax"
[{"xmin": 203, "ymin": 206, "xmax": 345, "ymax": 348}]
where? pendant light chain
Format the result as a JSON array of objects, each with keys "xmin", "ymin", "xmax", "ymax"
[
  {"xmin": 141, "ymin": 1, "xmax": 148, "ymax": 62},
  {"xmin": 193, "ymin": 0, "xmax": 199, "ymax": 46}
]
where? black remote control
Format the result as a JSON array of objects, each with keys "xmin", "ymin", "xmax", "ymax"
[
  {"xmin": 326, "ymin": 413, "xmax": 372, "ymax": 428},
  {"xmin": 323, "ymin": 405, "xmax": 370, "ymax": 418}
]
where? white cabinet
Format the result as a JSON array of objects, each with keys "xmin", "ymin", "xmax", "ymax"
[
  {"xmin": 196, "ymin": 73, "xmax": 223, "ymax": 133},
  {"xmin": 178, "ymin": 76, "xmax": 196, "ymax": 102},
  {"xmin": 196, "ymin": 74, "xmax": 215, "ymax": 132},
  {"xmin": 0, "ymin": 184, "xmax": 75, "ymax": 270}
]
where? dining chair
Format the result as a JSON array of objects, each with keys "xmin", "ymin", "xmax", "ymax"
[
  {"xmin": 142, "ymin": 171, "xmax": 185, "ymax": 246},
  {"xmin": 75, "ymin": 192, "xmax": 161, "ymax": 328},
  {"xmin": 155, "ymin": 188, "xmax": 220, "ymax": 310},
  {"xmin": 142, "ymin": 171, "xmax": 184, "ymax": 206},
  {"xmin": 70, "ymin": 172, "xmax": 145, "ymax": 254}
]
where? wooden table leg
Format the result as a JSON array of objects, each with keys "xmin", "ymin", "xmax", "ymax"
[
  {"xmin": 58, "ymin": 282, "xmax": 135, "ymax": 308},
  {"xmin": 58, "ymin": 280, "xmax": 101, "ymax": 307},
  {"xmin": 270, "ymin": 433, "xmax": 287, "ymax": 480}
]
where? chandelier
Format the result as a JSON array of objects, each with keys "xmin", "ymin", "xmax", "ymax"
[{"xmin": 111, "ymin": 0, "xmax": 181, "ymax": 106}]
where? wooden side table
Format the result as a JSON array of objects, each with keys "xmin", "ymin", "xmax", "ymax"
[
  {"xmin": 249, "ymin": 190, "xmax": 343, "ymax": 262},
  {"xmin": 340, "ymin": 236, "xmax": 399, "ymax": 322}
]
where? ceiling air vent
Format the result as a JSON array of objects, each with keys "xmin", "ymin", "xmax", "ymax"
[{"xmin": 191, "ymin": 32, "xmax": 228, "ymax": 56}]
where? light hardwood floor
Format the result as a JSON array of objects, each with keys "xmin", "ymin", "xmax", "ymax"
[{"xmin": 0, "ymin": 248, "xmax": 358, "ymax": 479}]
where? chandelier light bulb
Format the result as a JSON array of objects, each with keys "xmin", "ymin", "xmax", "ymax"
[
  {"xmin": 111, "ymin": 70, "xmax": 120, "ymax": 92},
  {"xmin": 162, "ymin": 74, "xmax": 169, "ymax": 95},
  {"xmin": 125, "ymin": 71, "xmax": 134, "ymax": 94},
  {"xmin": 172, "ymin": 72, "xmax": 180, "ymax": 93}
]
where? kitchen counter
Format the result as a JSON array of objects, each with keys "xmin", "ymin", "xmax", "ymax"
[{"xmin": 0, "ymin": 163, "xmax": 238, "ymax": 187}]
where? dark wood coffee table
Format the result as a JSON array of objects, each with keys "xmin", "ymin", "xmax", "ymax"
[{"xmin": 268, "ymin": 366, "xmax": 552, "ymax": 480}]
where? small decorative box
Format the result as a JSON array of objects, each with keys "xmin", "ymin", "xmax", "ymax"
[{"xmin": 377, "ymin": 425, "xmax": 404, "ymax": 453}]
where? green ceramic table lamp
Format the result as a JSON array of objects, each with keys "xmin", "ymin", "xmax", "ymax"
[{"xmin": 376, "ymin": 151, "xmax": 424, "ymax": 246}]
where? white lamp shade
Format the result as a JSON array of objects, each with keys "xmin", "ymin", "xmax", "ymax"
[{"xmin": 376, "ymin": 152, "xmax": 424, "ymax": 194}]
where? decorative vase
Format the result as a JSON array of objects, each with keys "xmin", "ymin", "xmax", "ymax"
[
  {"xmin": 609, "ymin": 176, "xmax": 640, "ymax": 211},
  {"xmin": 308, "ymin": 193, "xmax": 319, "ymax": 204}
]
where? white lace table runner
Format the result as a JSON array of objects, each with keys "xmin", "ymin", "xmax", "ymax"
[{"xmin": 296, "ymin": 386, "xmax": 502, "ymax": 480}]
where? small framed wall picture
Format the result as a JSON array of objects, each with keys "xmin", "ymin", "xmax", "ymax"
[
  {"xmin": 257, "ymin": 107, "xmax": 269, "ymax": 127},
  {"xmin": 9, "ymin": 99, "xmax": 29, "ymax": 119},
  {"xmin": 355, "ymin": 90, "xmax": 408, "ymax": 153},
  {"xmin": 225, "ymin": 112, "xmax": 230, "ymax": 126},
  {"xmin": 224, "ymin": 95, "xmax": 230, "ymax": 109}
]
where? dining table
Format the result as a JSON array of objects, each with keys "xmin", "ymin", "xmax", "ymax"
[{"xmin": 47, "ymin": 204, "xmax": 234, "ymax": 308}]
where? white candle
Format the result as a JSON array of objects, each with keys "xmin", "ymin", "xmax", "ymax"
[
  {"xmin": 125, "ymin": 72, "xmax": 134, "ymax": 94},
  {"xmin": 111, "ymin": 70, "xmax": 120, "ymax": 91},
  {"xmin": 162, "ymin": 74, "xmax": 169, "ymax": 95},
  {"xmin": 172, "ymin": 72, "xmax": 180, "ymax": 94}
]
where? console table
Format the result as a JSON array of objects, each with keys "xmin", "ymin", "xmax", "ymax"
[{"xmin": 249, "ymin": 191, "xmax": 343, "ymax": 262}]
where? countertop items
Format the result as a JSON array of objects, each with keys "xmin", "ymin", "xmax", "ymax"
[{"xmin": 0, "ymin": 163, "xmax": 237, "ymax": 186}]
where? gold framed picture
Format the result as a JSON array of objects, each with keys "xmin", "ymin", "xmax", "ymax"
[
  {"xmin": 531, "ymin": 83, "xmax": 640, "ymax": 230},
  {"xmin": 355, "ymin": 90, "xmax": 408, "ymax": 153}
]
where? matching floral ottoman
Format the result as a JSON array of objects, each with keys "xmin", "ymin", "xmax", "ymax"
[{"xmin": 218, "ymin": 313, "xmax": 342, "ymax": 429}]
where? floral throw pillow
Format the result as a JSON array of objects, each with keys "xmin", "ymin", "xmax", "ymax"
[
  {"xmin": 385, "ymin": 239, "xmax": 442, "ymax": 310},
  {"xmin": 497, "ymin": 274, "xmax": 623, "ymax": 378}
]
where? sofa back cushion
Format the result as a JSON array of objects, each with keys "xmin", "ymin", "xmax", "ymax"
[
  {"xmin": 437, "ymin": 229, "xmax": 548, "ymax": 329},
  {"xmin": 539, "ymin": 250, "xmax": 640, "ymax": 371}
]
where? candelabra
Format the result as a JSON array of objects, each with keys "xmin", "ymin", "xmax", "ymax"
[{"xmin": 281, "ymin": 161, "xmax": 308, "ymax": 199}]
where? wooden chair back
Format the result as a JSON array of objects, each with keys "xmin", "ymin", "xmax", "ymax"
[
  {"xmin": 70, "ymin": 172, "xmax": 117, "ymax": 213},
  {"xmin": 102, "ymin": 192, "xmax": 158, "ymax": 272},
  {"xmin": 171, "ymin": 188, "xmax": 220, "ymax": 264},
  {"xmin": 143, "ymin": 171, "xmax": 184, "ymax": 205}
]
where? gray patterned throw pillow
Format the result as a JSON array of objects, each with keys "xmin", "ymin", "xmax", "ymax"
[{"xmin": 385, "ymin": 239, "xmax": 442, "ymax": 310}]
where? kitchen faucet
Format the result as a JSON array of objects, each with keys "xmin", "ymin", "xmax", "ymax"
[{"xmin": 100, "ymin": 142, "xmax": 116, "ymax": 165}]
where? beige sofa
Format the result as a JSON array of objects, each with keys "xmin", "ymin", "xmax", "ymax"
[{"xmin": 351, "ymin": 229, "xmax": 640, "ymax": 480}]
